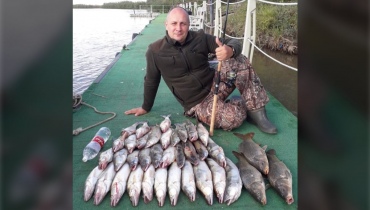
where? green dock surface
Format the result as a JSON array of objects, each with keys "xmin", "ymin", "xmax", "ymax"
[{"xmin": 73, "ymin": 14, "xmax": 298, "ymax": 209}]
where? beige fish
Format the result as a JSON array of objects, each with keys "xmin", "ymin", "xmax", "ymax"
[
  {"xmin": 110, "ymin": 163, "xmax": 130, "ymax": 206},
  {"xmin": 160, "ymin": 127, "xmax": 173, "ymax": 149},
  {"xmin": 206, "ymin": 137, "xmax": 226, "ymax": 168},
  {"xmin": 197, "ymin": 122, "xmax": 209, "ymax": 146},
  {"xmin": 159, "ymin": 114, "xmax": 171, "ymax": 133},
  {"xmin": 127, "ymin": 166, "xmax": 144, "ymax": 206},
  {"xmin": 142, "ymin": 164, "xmax": 155, "ymax": 204},
  {"xmin": 193, "ymin": 160, "xmax": 213, "ymax": 205},
  {"xmin": 193, "ymin": 140, "xmax": 208, "ymax": 161},
  {"xmin": 136, "ymin": 121, "xmax": 151, "ymax": 139},
  {"xmin": 206, "ymin": 158, "xmax": 226, "ymax": 204},
  {"xmin": 136, "ymin": 133, "xmax": 149, "ymax": 149},
  {"xmin": 154, "ymin": 168, "xmax": 167, "ymax": 207},
  {"xmin": 98, "ymin": 148, "xmax": 113, "ymax": 170},
  {"xmin": 121, "ymin": 121, "xmax": 144, "ymax": 136},
  {"xmin": 175, "ymin": 122, "xmax": 188, "ymax": 142},
  {"xmin": 145, "ymin": 125, "xmax": 162, "ymax": 148},
  {"xmin": 112, "ymin": 135, "xmax": 126, "ymax": 153},
  {"xmin": 94, "ymin": 163, "xmax": 116, "ymax": 205},
  {"xmin": 113, "ymin": 148, "xmax": 128, "ymax": 171},
  {"xmin": 150, "ymin": 143, "xmax": 163, "ymax": 168},
  {"xmin": 160, "ymin": 145, "xmax": 176, "ymax": 168},
  {"xmin": 181, "ymin": 160, "xmax": 196, "ymax": 202},
  {"xmin": 168, "ymin": 162, "xmax": 182, "ymax": 206},
  {"xmin": 224, "ymin": 157, "xmax": 242, "ymax": 206},
  {"xmin": 127, "ymin": 150, "xmax": 139, "ymax": 170},
  {"xmin": 185, "ymin": 119, "xmax": 198, "ymax": 141},
  {"xmin": 138, "ymin": 148, "xmax": 151, "ymax": 171},
  {"xmin": 125, "ymin": 134, "xmax": 137, "ymax": 154},
  {"xmin": 84, "ymin": 166, "xmax": 104, "ymax": 202}
]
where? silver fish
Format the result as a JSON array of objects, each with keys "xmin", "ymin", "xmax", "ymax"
[
  {"xmin": 136, "ymin": 121, "xmax": 151, "ymax": 139},
  {"xmin": 94, "ymin": 163, "xmax": 116, "ymax": 205},
  {"xmin": 224, "ymin": 157, "xmax": 242, "ymax": 206},
  {"xmin": 193, "ymin": 160, "xmax": 213, "ymax": 205},
  {"xmin": 98, "ymin": 148, "xmax": 113, "ymax": 170},
  {"xmin": 127, "ymin": 166, "xmax": 144, "ymax": 206},
  {"xmin": 185, "ymin": 119, "xmax": 198, "ymax": 141},
  {"xmin": 168, "ymin": 162, "xmax": 182, "ymax": 206},
  {"xmin": 138, "ymin": 148, "xmax": 151, "ymax": 171},
  {"xmin": 159, "ymin": 114, "xmax": 171, "ymax": 133},
  {"xmin": 122, "ymin": 121, "xmax": 144, "ymax": 136},
  {"xmin": 136, "ymin": 133, "xmax": 149, "ymax": 149},
  {"xmin": 84, "ymin": 166, "xmax": 104, "ymax": 202},
  {"xmin": 181, "ymin": 160, "xmax": 196, "ymax": 202},
  {"xmin": 206, "ymin": 158, "xmax": 226, "ymax": 204},
  {"xmin": 184, "ymin": 141, "xmax": 200, "ymax": 166},
  {"xmin": 127, "ymin": 150, "xmax": 139, "ymax": 170},
  {"xmin": 145, "ymin": 125, "xmax": 162, "ymax": 148},
  {"xmin": 233, "ymin": 132, "xmax": 269, "ymax": 175},
  {"xmin": 193, "ymin": 140, "xmax": 208, "ymax": 161},
  {"xmin": 112, "ymin": 135, "xmax": 126, "ymax": 153},
  {"xmin": 125, "ymin": 134, "xmax": 137, "ymax": 154},
  {"xmin": 266, "ymin": 149, "xmax": 294, "ymax": 205},
  {"xmin": 154, "ymin": 167, "xmax": 168, "ymax": 206},
  {"xmin": 197, "ymin": 122, "xmax": 209, "ymax": 146},
  {"xmin": 150, "ymin": 143, "xmax": 163, "ymax": 169},
  {"xmin": 110, "ymin": 163, "xmax": 130, "ymax": 207},
  {"xmin": 233, "ymin": 151, "xmax": 267, "ymax": 205},
  {"xmin": 175, "ymin": 123, "xmax": 188, "ymax": 142},
  {"xmin": 113, "ymin": 148, "xmax": 128, "ymax": 171},
  {"xmin": 207, "ymin": 137, "xmax": 226, "ymax": 168},
  {"xmin": 160, "ymin": 127, "xmax": 173, "ymax": 149},
  {"xmin": 175, "ymin": 143, "xmax": 186, "ymax": 168},
  {"xmin": 142, "ymin": 164, "xmax": 155, "ymax": 204},
  {"xmin": 160, "ymin": 145, "xmax": 176, "ymax": 168},
  {"xmin": 170, "ymin": 128, "xmax": 181, "ymax": 146}
]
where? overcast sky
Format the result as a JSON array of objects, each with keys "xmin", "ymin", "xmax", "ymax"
[{"xmin": 73, "ymin": 0, "xmax": 146, "ymax": 5}]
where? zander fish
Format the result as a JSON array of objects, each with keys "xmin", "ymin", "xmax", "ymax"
[
  {"xmin": 185, "ymin": 119, "xmax": 198, "ymax": 141},
  {"xmin": 170, "ymin": 128, "xmax": 181, "ymax": 146},
  {"xmin": 160, "ymin": 127, "xmax": 172, "ymax": 149},
  {"xmin": 154, "ymin": 168, "xmax": 168, "ymax": 207},
  {"xmin": 142, "ymin": 164, "xmax": 155, "ymax": 204},
  {"xmin": 98, "ymin": 148, "xmax": 114, "ymax": 170},
  {"xmin": 159, "ymin": 114, "xmax": 171, "ymax": 133},
  {"xmin": 127, "ymin": 166, "xmax": 144, "ymax": 206},
  {"xmin": 223, "ymin": 157, "xmax": 242, "ymax": 206},
  {"xmin": 167, "ymin": 161, "xmax": 182, "ymax": 206},
  {"xmin": 150, "ymin": 143, "xmax": 163, "ymax": 169},
  {"xmin": 197, "ymin": 122, "xmax": 209, "ymax": 146},
  {"xmin": 110, "ymin": 163, "xmax": 130, "ymax": 207},
  {"xmin": 183, "ymin": 141, "xmax": 200, "ymax": 166},
  {"xmin": 136, "ymin": 121, "xmax": 151, "ymax": 139},
  {"xmin": 127, "ymin": 150, "xmax": 139, "ymax": 171},
  {"xmin": 175, "ymin": 143, "xmax": 186, "ymax": 168},
  {"xmin": 175, "ymin": 123, "xmax": 188, "ymax": 142},
  {"xmin": 138, "ymin": 148, "xmax": 152, "ymax": 172},
  {"xmin": 206, "ymin": 138, "xmax": 226, "ymax": 168},
  {"xmin": 124, "ymin": 134, "xmax": 137, "ymax": 154},
  {"xmin": 160, "ymin": 145, "xmax": 176, "ymax": 168},
  {"xmin": 181, "ymin": 160, "xmax": 196, "ymax": 202},
  {"xmin": 233, "ymin": 151, "xmax": 267, "ymax": 205},
  {"xmin": 193, "ymin": 140, "xmax": 208, "ymax": 161},
  {"xmin": 145, "ymin": 125, "xmax": 162, "ymax": 148},
  {"xmin": 206, "ymin": 158, "xmax": 226, "ymax": 204},
  {"xmin": 94, "ymin": 163, "xmax": 116, "ymax": 205},
  {"xmin": 84, "ymin": 166, "xmax": 104, "ymax": 202},
  {"xmin": 266, "ymin": 149, "xmax": 294, "ymax": 205},
  {"xmin": 193, "ymin": 160, "xmax": 213, "ymax": 205},
  {"xmin": 233, "ymin": 132, "xmax": 269, "ymax": 175},
  {"xmin": 113, "ymin": 148, "xmax": 128, "ymax": 171}
]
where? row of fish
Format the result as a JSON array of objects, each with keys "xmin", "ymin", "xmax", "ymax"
[{"xmin": 232, "ymin": 132, "xmax": 294, "ymax": 205}]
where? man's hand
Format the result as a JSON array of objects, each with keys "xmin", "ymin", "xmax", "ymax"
[
  {"xmin": 124, "ymin": 107, "xmax": 148, "ymax": 116},
  {"xmin": 215, "ymin": 37, "xmax": 233, "ymax": 61}
]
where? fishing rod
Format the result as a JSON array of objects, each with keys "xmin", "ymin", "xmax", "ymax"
[{"xmin": 209, "ymin": 0, "xmax": 230, "ymax": 136}]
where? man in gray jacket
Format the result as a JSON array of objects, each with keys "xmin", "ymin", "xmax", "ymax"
[{"xmin": 125, "ymin": 6, "xmax": 277, "ymax": 134}]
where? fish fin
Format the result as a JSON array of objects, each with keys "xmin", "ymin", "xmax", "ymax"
[
  {"xmin": 266, "ymin": 149, "xmax": 276, "ymax": 155},
  {"xmin": 261, "ymin": 145, "xmax": 268, "ymax": 151},
  {"xmin": 233, "ymin": 132, "xmax": 253, "ymax": 141},
  {"xmin": 232, "ymin": 151, "xmax": 243, "ymax": 160},
  {"xmin": 265, "ymin": 183, "xmax": 271, "ymax": 190}
]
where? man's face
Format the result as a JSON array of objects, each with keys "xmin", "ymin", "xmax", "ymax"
[{"xmin": 165, "ymin": 8, "xmax": 190, "ymax": 44}]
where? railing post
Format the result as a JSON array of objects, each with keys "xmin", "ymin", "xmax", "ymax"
[
  {"xmin": 214, "ymin": 0, "xmax": 221, "ymax": 37},
  {"xmin": 242, "ymin": 0, "xmax": 256, "ymax": 63}
]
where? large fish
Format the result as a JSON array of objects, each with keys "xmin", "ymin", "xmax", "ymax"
[
  {"xmin": 154, "ymin": 167, "xmax": 167, "ymax": 206},
  {"xmin": 175, "ymin": 143, "xmax": 186, "ymax": 168},
  {"xmin": 206, "ymin": 138, "xmax": 226, "ymax": 168},
  {"xmin": 138, "ymin": 148, "xmax": 152, "ymax": 171},
  {"xmin": 167, "ymin": 162, "xmax": 182, "ymax": 206},
  {"xmin": 93, "ymin": 163, "xmax": 116, "ymax": 205},
  {"xmin": 160, "ymin": 127, "xmax": 172, "ymax": 149},
  {"xmin": 223, "ymin": 157, "xmax": 242, "ymax": 206},
  {"xmin": 98, "ymin": 148, "xmax": 114, "ymax": 170},
  {"xmin": 183, "ymin": 141, "xmax": 200, "ymax": 166},
  {"xmin": 121, "ymin": 121, "xmax": 144, "ymax": 136},
  {"xmin": 233, "ymin": 151, "xmax": 267, "ymax": 205},
  {"xmin": 110, "ymin": 163, "xmax": 130, "ymax": 207},
  {"xmin": 181, "ymin": 160, "xmax": 196, "ymax": 202},
  {"xmin": 150, "ymin": 143, "xmax": 163, "ymax": 169},
  {"xmin": 142, "ymin": 164, "xmax": 155, "ymax": 204},
  {"xmin": 127, "ymin": 150, "xmax": 139, "ymax": 170},
  {"xmin": 175, "ymin": 122, "xmax": 188, "ymax": 142},
  {"xmin": 193, "ymin": 160, "xmax": 213, "ymax": 205},
  {"xmin": 206, "ymin": 158, "xmax": 226, "ymax": 204},
  {"xmin": 233, "ymin": 132, "xmax": 269, "ymax": 175},
  {"xmin": 136, "ymin": 121, "xmax": 151, "ymax": 139},
  {"xmin": 136, "ymin": 133, "xmax": 149, "ymax": 149},
  {"xmin": 160, "ymin": 145, "xmax": 176, "ymax": 168},
  {"xmin": 127, "ymin": 166, "xmax": 144, "ymax": 206},
  {"xmin": 84, "ymin": 166, "xmax": 105, "ymax": 202},
  {"xmin": 185, "ymin": 119, "xmax": 198, "ymax": 141},
  {"xmin": 145, "ymin": 125, "xmax": 162, "ymax": 148},
  {"xmin": 124, "ymin": 134, "xmax": 137, "ymax": 154},
  {"xmin": 193, "ymin": 140, "xmax": 208, "ymax": 161},
  {"xmin": 113, "ymin": 148, "xmax": 128, "ymax": 171},
  {"xmin": 266, "ymin": 149, "xmax": 294, "ymax": 205},
  {"xmin": 112, "ymin": 135, "xmax": 126, "ymax": 153},
  {"xmin": 197, "ymin": 122, "xmax": 209, "ymax": 146},
  {"xmin": 170, "ymin": 128, "xmax": 181, "ymax": 146},
  {"xmin": 159, "ymin": 114, "xmax": 171, "ymax": 133}
]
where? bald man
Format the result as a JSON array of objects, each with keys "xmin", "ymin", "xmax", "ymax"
[{"xmin": 125, "ymin": 7, "xmax": 277, "ymax": 134}]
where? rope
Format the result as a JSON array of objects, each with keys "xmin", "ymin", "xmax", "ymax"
[
  {"xmin": 257, "ymin": 0, "xmax": 297, "ymax": 6},
  {"xmin": 72, "ymin": 94, "xmax": 117, "ymax": 136}
]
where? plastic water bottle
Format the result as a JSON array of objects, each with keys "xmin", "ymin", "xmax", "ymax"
[{"xmin": 82, "ymin": 127, "xmax": 111, "ymax": 162}]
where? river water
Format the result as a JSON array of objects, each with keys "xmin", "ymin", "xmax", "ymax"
[{"xmin": 73, "ymin": 9, "xmax": 297, "ymax": 116}]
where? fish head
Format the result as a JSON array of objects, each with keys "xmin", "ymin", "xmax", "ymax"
[
  {"xmin": 255, "ymin": 157, "xmax": 269, "ymax": 175},
  {"xmin": 275, "ymin": 181, "xmax": 293, "ymax": 204},
  {"xmin": 250, "ymin": 182, "xmax": 267, "ymax": 205}
]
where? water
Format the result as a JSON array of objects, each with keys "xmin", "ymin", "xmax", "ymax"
[{"xmin": 73, "ymin": 9, "xmax": 154, "ymax": 95}]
